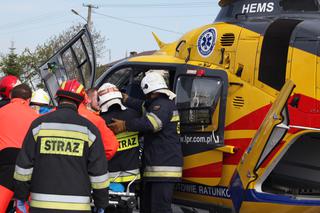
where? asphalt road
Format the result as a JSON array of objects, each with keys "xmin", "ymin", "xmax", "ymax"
[{"xmin": 132, "ymin": 204, "xmax": 210, "ymax": 213}]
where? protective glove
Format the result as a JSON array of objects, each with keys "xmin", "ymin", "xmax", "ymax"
[
  {"xmin": 16, "ymin": 200, "xmax": 28, "ymax": 213},
  {"xmin": 108, "ymin": 118, "xmax": 126, "ymax": 134}
]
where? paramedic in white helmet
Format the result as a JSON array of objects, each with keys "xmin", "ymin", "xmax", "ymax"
[
  {"xmin": 29, "ymin": 89, "xmax": 53, "ymax": 114},
  {"xmin": 98, "ymin": 83, "xmax": 141, "ymax": 213},
  {"xmin": 109, "ymin": 71, "xmax": 183, "ymax": 213}
]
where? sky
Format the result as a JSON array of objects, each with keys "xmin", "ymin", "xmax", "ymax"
[{"xmin": 0, "ymin": 0, "xmax": 220, "ymax": 65}]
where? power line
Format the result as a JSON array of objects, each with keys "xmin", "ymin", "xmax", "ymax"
[
  {"xmin": 0, "ymin": 12, "xmax": 66, "ymax": 31},
  {"xmin": 0, "ymin": 20, "xmax": 71, "ymax": 37},
  {"xmin": 98, "ymin": 2, "xmax": 215, "ymax": 8},
  {"xmin": 93, "ymin": 11, "xmax": 183, "ymax": 35},
  {"xmin": 120, "ymin": 14, "xmax": 214, "ymax": 19}
]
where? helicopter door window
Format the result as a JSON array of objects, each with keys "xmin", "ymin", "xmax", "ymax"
[
  {"xmin": 176, "ymin": 76, "xmax": 222, "ymax": 131},
  {"xmin": 71, "ymin": 38, "xmax": 92, "ymax": 88},
  {"xmin": 61, "ymin": 49, "xmax": 82, "ymax": 83},
  {"xmin": 81, "ymin": 34, "xmax": 94, "ymax": 70}
]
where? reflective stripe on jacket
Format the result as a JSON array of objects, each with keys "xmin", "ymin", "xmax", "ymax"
[
  {"xmin": 30, "ymin": 193, "xmax": 91, "ymax": 211},
  {"xmin": 109, "ymin": 169, "xmax": 140, "ymax": 183}
]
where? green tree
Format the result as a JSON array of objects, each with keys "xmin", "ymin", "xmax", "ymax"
[{"xmin": 0, "ymin": 46, "xmax": 23, "ymax": 77}]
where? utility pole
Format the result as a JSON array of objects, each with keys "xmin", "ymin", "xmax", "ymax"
[
  {"xmin": 83, "ymin": 4, "xmax": 98, "ymax": 32},
  {"xmin": 9, "ymin": 41, "xmax": 15, "ymax": 54}
]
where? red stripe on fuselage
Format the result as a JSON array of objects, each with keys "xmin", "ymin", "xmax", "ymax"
[
  {"xmin": 223, "ymin": 105, "xmax": 271, "ymax": 165},
  {"xmin": 225, "ymin": 105, "xmax": 271, "ymax": 131},
  {"xmin": 183, "ymin": 162, "xmax": 223, "ymax": 178}
]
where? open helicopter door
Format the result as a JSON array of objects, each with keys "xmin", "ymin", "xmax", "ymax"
[
  {"xmin": 38, "ymin": 25, "xmax": 96, "ymax": 105},
  {"xmin": 230, "ymin": 80, "xmax": 295, "ymax": 212},
  {"xmin": 175, "ymin": 66, "xmax": 228, "ymax": 186}
]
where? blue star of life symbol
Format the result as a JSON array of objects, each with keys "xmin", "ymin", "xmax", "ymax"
[{"xmin": 197, "ymin": 28, "xmax": 216, "ymax": 57}]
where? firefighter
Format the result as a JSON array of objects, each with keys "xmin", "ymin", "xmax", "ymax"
[
  {"xmin": 13, "ymin": 79, "xmax": 109, "ymax": 213},
  {"xmin": 98, "ymin": 83, "xmax": 141, "ymax": 213},
  {"xmin": 0, "ymin": 84, "xmax": 38, "ymax": 213},
  {"xmin": 78, "ymin": 90, "xmax": 119, "ymax": 160},
  {"xmin": 0, "ymin": 75, "xmax": 21, "ymax": 108},
  {"xmin": 109, "ymin": 72, "xmax": 183, "ymax": 213},
  {"xmin": 86, "ymin": 88, "xmax": 100, "ymax": 112},
  {"xmin": 29, "ymin": 89, "xmax": 53, "ymax": 114}
]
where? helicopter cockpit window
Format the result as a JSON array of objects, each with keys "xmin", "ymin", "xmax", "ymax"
[
  {"xmin": 176, "ymin": 76, "xmax": 222, "ymax": 129},
  {"xmin": 106, "ymin": 67, "xmax": 133, "ymax": 89}
]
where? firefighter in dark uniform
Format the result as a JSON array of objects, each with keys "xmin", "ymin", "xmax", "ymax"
[
  {"xmin": 0, "ymin": 75, "xmax": 21, "ymax": 108},
  {"xmin": 109, "ymin": 71, "xmax": 183, "ymax": 213},
  {"xmin": 98, "ymin": 83, "xmax": 140, "ymax": 213},
  {"xmin": 13, "ymin": 79, "xmax": 109, "ymax": 213}
]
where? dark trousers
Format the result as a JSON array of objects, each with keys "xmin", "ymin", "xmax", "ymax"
[
  {"xmin": 0, "ymin": 148, "xmax": 20, "ymax": 212},
  {"xmin": 142, "ymin": 182, "xmax": 175, "ymax": 213}
]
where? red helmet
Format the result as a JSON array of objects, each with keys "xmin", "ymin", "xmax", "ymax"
[
  {"xmin": 56, "ymin": 79, "xmax": 85, "ymax": 103},
  {"xmin": 0, "ymin": 75, "xmax": 21, "ymax": 98}
]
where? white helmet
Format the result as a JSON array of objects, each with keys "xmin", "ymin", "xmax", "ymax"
[
  {"xmin": 98, "ymin": 83, "xmax": 126, "ymax": 113},
  {"xmin": 141, "ymin": 72, "xmax": 176, "ymax": 100},
  {"xmin": 31, "ymin": 89, "xmax": 50, "ymax": 105}
]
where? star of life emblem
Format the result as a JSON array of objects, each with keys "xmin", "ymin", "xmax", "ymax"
[{"xmin": 197, "ymin": 28, "xmax": 217, "ymax": 57}]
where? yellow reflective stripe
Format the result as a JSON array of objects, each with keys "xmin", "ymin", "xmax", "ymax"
[
  {"xmin": 170, "ymin": 115, "xmax": 180, "ymax": 122},
  {"xmin": 61, "ymin": 81, "xmax": 66, "ymax": 89},
  {"xmin": 91, "ymin": 179, "xmax": 110, "ymax": 189},
  {"xmin": 146, "ymin": 114, "xmax": 161, "ymax": 132},
  {"xmin": 110, "ymin": 174, "xmax": 141, "ymax": 183},
  {"xmin": 30, "ymin": 200, "xmax": 91, "ymax": 211},
  {"xmin": 14, "ymin": 172, "xmax": 32, "ymax": 181},
  {"xmin": 34, "ymin": 130, "xmax": 93, "ymax": 147},
  {"xmin": 76, "ymin": 84, "xmax": 84, "ymax": 94},
  {"xmin": 146, "ymin": 114, "xmax": 159, "ymax": 129},
  {"xmin": 144, "ymin": 171, "xmax": 182, "ymax": 178}
]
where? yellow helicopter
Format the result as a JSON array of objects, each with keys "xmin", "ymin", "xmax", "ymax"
[{"xmin": 40, "ymin": 0, "xmax": 320, "ymax": 212}]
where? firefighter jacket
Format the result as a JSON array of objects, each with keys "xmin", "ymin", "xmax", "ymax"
[
  {"xmin": 125, "ymin": 94, "xmax": 183, "ymax": 182},
  {"xmin": 13, "ymin": 104, "xmax": 109, "ymax": 212},
  {"xmin": 79, "ymin": 103, "xmax": 119, "ymax": 160},
  {"xmin": 0, "ymin": 98, "xmax": 38, "ymax": 151},
  {"xmin": 0, "ymin": 98, "xmax": 38, "ymax": 197},
  {"xmin": 101, "ymin": 105, "xmax": 141, "ymax": 183}
]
